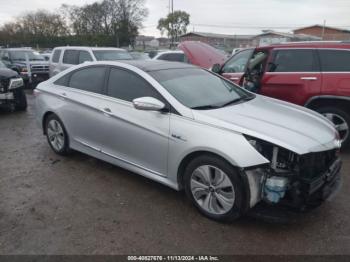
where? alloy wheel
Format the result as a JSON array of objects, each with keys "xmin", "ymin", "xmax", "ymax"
[
  {"xmin": 190, "ymin": 165, "xmax": 235, "ymax": 215},
  {"xmin": 323, "ymin": 113, "xmax": 349, "ymax": 144},
  {"xmin": 47, "ymin": 119, "xmax": 65, "ymax": 151}
]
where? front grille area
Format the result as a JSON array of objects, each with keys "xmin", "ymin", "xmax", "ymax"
[
  {"xmin": 31, "ymin": 65, "xmax": 49, "ymax": 73},
  {"xmin": 298, "ymin": 149, "xmax": 337, "ymax": 180},
  {"xmin": 0, "ymin": 76, "xmax": 18, "ymax": 93}
]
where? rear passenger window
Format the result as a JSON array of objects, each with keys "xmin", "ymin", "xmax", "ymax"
[
  {"xmin": 69, "ymin": 67, "xmax": 106, "ymax": 94},
  {"xmin": 78, "ymin": 51, "xmax": 93, "ymax": 64},
  {"xmin": 107, "ymin": 68, "xmax": 162, "ymax": 102},
  {"xmin": 54, "ymin": 74, "xmax": 70, "ymax": 86},
  {"xmin": 63, "ymin": 50, "xmax": 79, "ymax": 65},
  {"xmin": 319, "ymin": 50, "xmax": 350, "ymax": 72},
  {"xmin": 270, "ymin": 49, "xmax": 318, "ymax": 72},
  {"xmin": 52, "ymin": 50, "xmax": 61, "ymax": 63}
]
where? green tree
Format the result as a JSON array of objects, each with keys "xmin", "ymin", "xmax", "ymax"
[{"xmin": 157, "ymin": 10, "xmax": 190, "ymax": 47}]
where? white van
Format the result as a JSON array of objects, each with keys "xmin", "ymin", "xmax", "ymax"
[{"xmin": 49, "ymin": 46, "xmax": 132, "ymax": 77}]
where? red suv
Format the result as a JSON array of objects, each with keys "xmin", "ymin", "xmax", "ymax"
[{"xmin": 212, "ymin": 42, "xmax": 350, "ymax": 147}]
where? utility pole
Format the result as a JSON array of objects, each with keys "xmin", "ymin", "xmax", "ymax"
[
  {"xmin": 322, "ymin": 20, "xmax": 326, "ymax": 40},
  {"xmin": 171, "ymin": 0, "xmax": 174, "ymax": 48}
]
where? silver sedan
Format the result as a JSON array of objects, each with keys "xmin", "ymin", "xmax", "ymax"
[{"xmin": 35, "ymin": 60, "xmax": 342, "ymax": 222}]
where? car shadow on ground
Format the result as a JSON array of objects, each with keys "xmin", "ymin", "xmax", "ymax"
[{"xmin": 61, "ymin": 149, "xmax": 325, "ymax": 230}]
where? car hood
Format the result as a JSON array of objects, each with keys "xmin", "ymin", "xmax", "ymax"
[
  {"xmin": 178, "ymin": 41, "xmax": 227, "ymax": 69},
  {"xmin": 0, "ymin": 68, "xmax": 18, "ymax": 79},
  {"xmin": 192, "ymin": 95, "xmax": 339, "ymax": 155}
]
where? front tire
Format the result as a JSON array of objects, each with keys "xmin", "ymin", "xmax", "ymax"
[
  {"xmin": 45, "ymin": 114, "xmax": 70, "ymax": 155},
  {"xmin": 14, "ymin": 89, "xmax": 27, "ymax": 111},
  {"xmin": 183, "ymin": 155, "xmax": 246, "ymax": 222},
  {"xmin": 316, "ymin": 106, "xmax": 350, "ymax": 148}
]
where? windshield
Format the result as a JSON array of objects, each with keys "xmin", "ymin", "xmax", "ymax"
[
  {"xmin": 93, "ymin": 50, "xmax": 133, "ymax": 61},
  {"xmin": 150, "ymin": 68, "xmax": 254, "ymax": 109},
  {"xmin": 10, "ymin": 51, "xmax": 45, "ymax": 61}
]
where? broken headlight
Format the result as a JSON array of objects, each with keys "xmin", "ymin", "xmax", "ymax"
[{"xmin": 244, "ymin": 135, "xmax": 298, "ymax": 174}]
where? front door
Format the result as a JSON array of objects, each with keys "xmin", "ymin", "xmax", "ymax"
[
  {"xmin": 221, "ymin": 49, "xmax": 254, "ymax": 85},
  {"xmin": 100, "ymin": 67, "xmax": 170, "ymax": 176}
]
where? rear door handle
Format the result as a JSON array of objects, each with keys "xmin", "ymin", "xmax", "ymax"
[{"xmin": 300, "ymin": 77, "xmax": 318, "ymax": 81}]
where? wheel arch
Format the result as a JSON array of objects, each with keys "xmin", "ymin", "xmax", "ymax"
[
  {"xmin": 305, "ymin": 96, "xmax": 350, "ymax": 112},
  {"xmin": 42, "ymin": 111, "xmax": 55, "ymax": 135},
  {"xmin": 177, "ymin": 150, "xmax": 240, "ymax": 191}
]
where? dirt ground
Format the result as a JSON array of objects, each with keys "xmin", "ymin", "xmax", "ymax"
[{"xmin": 0, "ymin": 91, "xmax": 349, "ymax": 255}]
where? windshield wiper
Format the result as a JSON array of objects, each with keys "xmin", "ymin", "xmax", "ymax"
[
  {"xmin": 220, "ymin": 98, "xmax": 243, "ymax": 107},
  {"xmin": 191, "ymin": 105, "xmax": 220, "ymax": 110},
  {"xmin": 221, "ymin": 95, "xmax": 255, "ymax": 108}
]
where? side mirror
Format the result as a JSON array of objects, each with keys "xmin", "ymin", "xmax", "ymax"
[
  {"xmin": 211, "ymin": 63, "xmax": 221, "ymax": 74},
  {"xmin": 133, "ymin": 97, "xmax": 165, "ymax": 111}
]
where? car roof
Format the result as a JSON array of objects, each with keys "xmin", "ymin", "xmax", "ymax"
[
  {"xmin": 109, "ymin": 60, "xmax": 195, "ymax": 72},
  {"xmin": 53, "ymin": 46, "xmax": 126, "ymax": 51},
  {"xmin": 257, "ymin": 41, "xmax": 350, "ymax": 50}
]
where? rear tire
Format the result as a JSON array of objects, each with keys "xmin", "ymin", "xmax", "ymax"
[
  {"xmin": 45, "ymin": 114, "xmax": 70, "ymax": 156},
  {"xmin": 14, "ymin": 89, "xmax": 27, "ymax": 111},
  {"xmin": 316, "ymin": 106, "xmax": 350, "ymax": 148},
  {"xmin": 183, "ymin": 154, "xmax": 246, "ymax": 222}
]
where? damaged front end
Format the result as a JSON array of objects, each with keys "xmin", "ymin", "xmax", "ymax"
[{"xmin": 243, "ymin": 136, "xmax": 342, "ymax": 212}]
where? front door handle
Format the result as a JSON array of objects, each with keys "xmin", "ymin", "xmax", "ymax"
[
  {"xmin": 101, "ymin": 107, "xmax": 113, "ymax": 116},
  {"xmin": 300, "ymin": 77, "xmax": 318, "ymax": 81},
  {"xmin": 59, "ymin": 92, "xmax": 67, "ymax": 100}
]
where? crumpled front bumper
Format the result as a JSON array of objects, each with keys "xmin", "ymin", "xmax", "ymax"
[{"xmin": 244, "ymin": 157, "xmax": 342, "ymax": 212}]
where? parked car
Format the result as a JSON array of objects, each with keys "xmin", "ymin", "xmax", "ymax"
[
  {"xmin": 0, "ymin": 48, "xmax": 49, "ymax": 88},
  {"xmin": 153, "ymin": 41, "xmax": 227, "ymax": 69},
  {"xmin": 129, "ymin": 51, "xmax": 151, "ymax": 60},
  {"xmin": 153, "ymin": 50, "xmax": 189, "ymax": 63},
  {"xmin": 49, "ymin": 46, "xmax": 133, "ymax": 77},
  {"xmin": 0, "ymin": 60, "xmax": 27, "ymax": 111},
  {"xmin": 211, "ymin": 42, "xmax": 350, "ymax": 148},
  {"xmin": 35, "ymin": 60, "xmax": 341, "ymax": 222}
]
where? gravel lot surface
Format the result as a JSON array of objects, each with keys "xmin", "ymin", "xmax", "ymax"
[{"xmin": 0, "ymin": 91, "xmax": 349, "ymax": 255}]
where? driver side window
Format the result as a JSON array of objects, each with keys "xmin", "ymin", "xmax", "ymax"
[{"xmin": 222, "ymin": 49, "xmax": 253, "ymax": 73}]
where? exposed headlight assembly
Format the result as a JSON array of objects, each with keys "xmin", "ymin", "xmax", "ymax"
[
  {"xmin": 244, "ymin": 135, "xmax": 295, "ymax": 205},
  {"xmin": 8, "ymin": 78, "xmax": 24, "ymax": 90}
]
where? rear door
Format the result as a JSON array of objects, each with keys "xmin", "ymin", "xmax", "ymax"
[
  {"xmin": 221, "ymin": 49, "xmax": 254, "ymax": 85},
  {"xmin": 260, "ymin": 48, "xmax": 322, "ymax": 105},
  {"xmin": 318, "ymin": 49, "xmax": 350, "ymax": 97},
  {"xmin": 54, "ymin": 65, "xmax": 109, "ymax": 151}
]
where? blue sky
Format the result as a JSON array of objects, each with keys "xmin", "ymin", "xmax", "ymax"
[{"xmin": 0, "ymin": 0, "xmax": 349, "ymax": 36}]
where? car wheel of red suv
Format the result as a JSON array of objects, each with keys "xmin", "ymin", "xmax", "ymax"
[{"xmin": 316, "ymin": 107, "xmax": 350, "ymax": 148}]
